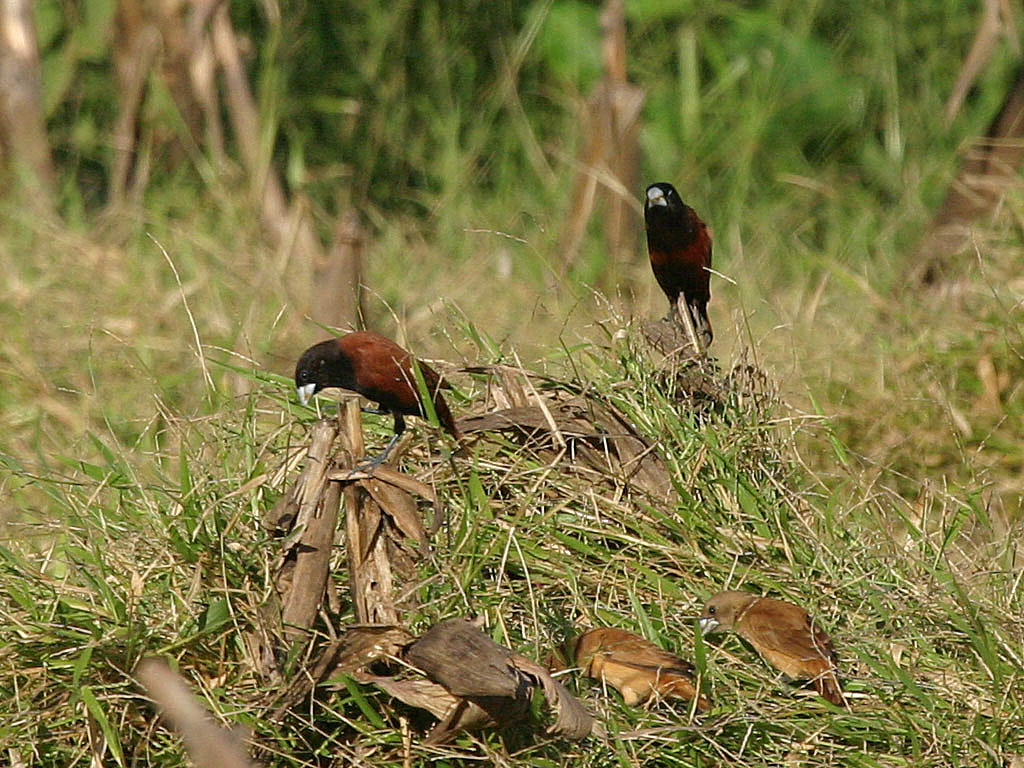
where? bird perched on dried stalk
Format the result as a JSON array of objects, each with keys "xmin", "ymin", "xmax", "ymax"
[
  {"xmin": 643, "ymin": 181, "xmax": 713, "ymax": 351},
  {"xmin": 294, "ymin": 331, "xmax": 460, "ymax": 466}
]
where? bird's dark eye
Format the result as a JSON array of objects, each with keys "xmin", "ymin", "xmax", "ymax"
[{"xmin": 708, "ymin": 606, "xmax": 716, "ymax": 615}]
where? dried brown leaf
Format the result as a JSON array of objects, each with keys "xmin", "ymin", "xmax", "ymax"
[
  {"xmin": 507, "ymin": 653, "xmax": 599, "ymax": 740},
  {"xmin": 279, "ymin": 479, "xmax": 342, "ymax": 637},
  {"xmin": 457, "ymin": 391, "xmax": 674, "ymax": 502},
  {"xmin": 401, "ymin": 619, "xmax": 596, "ymax": 741},
  {"xmin": 363, "ymin": 479, "xmax": 427, "ymax": 546}
]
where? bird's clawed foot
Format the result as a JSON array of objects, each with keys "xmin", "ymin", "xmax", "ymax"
[{"xmin": 353, "ymin": 431, "xmax": 401, "ymax": 472}]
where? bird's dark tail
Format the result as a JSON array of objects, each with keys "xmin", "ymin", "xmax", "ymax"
[
  {"xmin": 815, "ymin": 670, "xmax": 847, "ymax": 707},
  {"xmin": 656, "ymin": 670, "xmax": 712, "ymax": 712},
  {"xmin": 431, "ymin": 391, "xmax": 470, "ymax": 460},
  {"xmin": 432, "ymin": 392, "xmax": 458, "ymax": 439}
]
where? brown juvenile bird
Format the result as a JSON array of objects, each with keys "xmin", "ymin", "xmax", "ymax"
[
  {"xmin": 571, "ymin": 627, "xmax": 710, "ymax": 711},
  {"xmin": 294, "ymin": 331, "xmax": 459, "ymax": 465},
  {"xmin": 643, "ymin": 182, "xmax": 713, "ymax": 348},
  {"xmin": 698, "ymin": 591, "xmax": 846, "ymax": 706}
]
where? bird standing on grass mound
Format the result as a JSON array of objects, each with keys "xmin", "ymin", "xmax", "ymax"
[
  {"xmin": 698, "ymin": 591, "xmax": 846, "ymax": 706},
  {"xmin": 643, "ymin": 182, "xmax": 713, "ymax": 349},
  {"xmin": 294, "ymin": 331, "xmax": 460, "ymax": 466},
  {"xmin": 571, "ymin": 627, "xmax": 711, "ymax": 711}
]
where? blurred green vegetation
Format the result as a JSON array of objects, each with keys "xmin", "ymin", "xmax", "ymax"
[
  {"xmin": 33, "ymin": 0, "xmax": 1011, "ymax": 235},
  {"xmin": 15, "ymin": 0, "xmax": 1018, "ymax": 510}
]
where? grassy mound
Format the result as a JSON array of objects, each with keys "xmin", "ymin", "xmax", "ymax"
[{"xmin": 2, "ymin": 311, "xmax": 1020, "ymax": 767}]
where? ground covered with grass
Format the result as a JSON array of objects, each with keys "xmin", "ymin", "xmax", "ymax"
[{"xmin": 0, "ymin": 224, "xmax": 1021, "ymax": 764}]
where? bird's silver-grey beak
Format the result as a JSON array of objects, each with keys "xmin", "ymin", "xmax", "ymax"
[
  {"xmin": 646, "ymin": 187, "xmax": 667, "ymax": 207},
  {"xmin": 698, "ymin": 617, "xmax": 719, "ymax": 636},
  {"xmin": 296, "ymin": 383, "xmax": 317, "ymax": 406}
]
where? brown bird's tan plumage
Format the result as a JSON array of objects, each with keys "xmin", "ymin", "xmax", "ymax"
[
  {"xmin": 699, "ymin": 591, "xmax": 846, "ymax": 706},
  {"xmin": 571, "ymin": 627, "xmax": 710, "ymax": 711}
]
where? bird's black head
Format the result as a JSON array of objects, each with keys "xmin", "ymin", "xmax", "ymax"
[
  {"xmin": 294, "ymin": 339, "xmax": 354, "ymax": 405},
  {"xmin": 644, "ymin": 182, "xmax": 699, "ymax": 253},
  {"xmin": 644, "ymin": 182, "xmax": 687, "ymax": 221}
]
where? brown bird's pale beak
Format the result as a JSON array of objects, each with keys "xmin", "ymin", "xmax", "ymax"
[
  {"xmin": 646, "ymin": 187, "xmax": 667, "ymax": 207},
  {"xmin": 296, "ymin": 383, "xmax": 316, "ymax": 406},
  {"xmin": 698, "ymin": 617, "xmax": 719, "ymax": 636}
]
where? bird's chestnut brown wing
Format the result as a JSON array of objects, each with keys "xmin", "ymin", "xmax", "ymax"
[
  {"xmin": 622, "ymin": 646, "xmax": 698, "ymax": 679},
  {"xmin": 343, "ymin": 333, "xmax": 457, "ymax": 434},
  {"xmin": 694, "ymin": 214, "xmax": 712, "ymax": 269},
  {"xmin": 576, "ymin": 628, "xmax": 705, "ymax": 707},
  {"xmin": 413, "ymin": 358, "xmax": 449, "ymax": 394},
  {"xmin": 342, "ymin": 336, "xmax": 419, "ymax": 410}
]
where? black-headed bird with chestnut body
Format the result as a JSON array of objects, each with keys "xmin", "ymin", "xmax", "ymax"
[
  {"xmin": 294, "ymin": 331, "xmax": 459, "ymax": 466},
  {"xmin": 643, "ymin": 182, "xmax": 713, "ymax": 349}
]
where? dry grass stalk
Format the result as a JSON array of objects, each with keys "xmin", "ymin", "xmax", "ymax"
[
  {"xmin": 458, "ymin": 366, "xmax": 674, "ymax": 502},
  {"xmin": 945, "ymin": 0, "xmax": 1018, "ymax": 123},
  {"xmin": 314, "ymin": 208, "xmax": 365, "ymax": 331},
  {"xmin": 108, "ymin": 0, "xmax": 160, "ymax": 209},
  {"xmin": 273, "ymin": 419, "xmax": 342, "ymax": 640},
  {"xmin": 210, "ymin": 3, "xmax": 326, "ymax": 291},
  {"xmin": 558, "ymin": 0, "xmax": 644, "ymax": 279},
  {"xmin": 0, "ymin": 0, "xmax": 57, "ymax": 212},
  {"xmin": 251, "ymin": 409, "xmax": 430, "ymax": 724},
  {"xmin": 270, "ymin": 406, "xmax": 437, "ymax": 652},
  {"xmin": 642, "ymin": 315, "xmax": 708, "ymax": 361},
  {"xmin": 598, "ymin": 0, "xmax": 643, "ymax": 270},
  {"xmin": 106, "ymin": 0, "xmax": 223, "ymax": 217},
  {"xmin": 911, "ymin": 2, "xmax": 1024, "ymax": 285},
  {"xmin": 342, "ymin": 465, "xmax": 399, "ymax": 624},
  {"xmin": 263, "ymin": 396, "xmax": 441, "ymax": 674},
  {"xmin": 186, "ymin": 0, "xmax": 227, "ymax": 165},
  {"xmin": 674, "ymin": 293, "xmax": 708, "ymax": 357},
  {"xmin": 138, "ymin": 658, "xmax": 256, "ymax": 768},
  {"xmin": 271, "ymin": 625, "xmax": 414, "ymax": 719},
  {"xmin": 344, "ymin": 619, "xmax": 597, "ymax": 744},
  {"xmin": 335, "ymin": 400, "xmax": 439, "ymax": 624}
]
